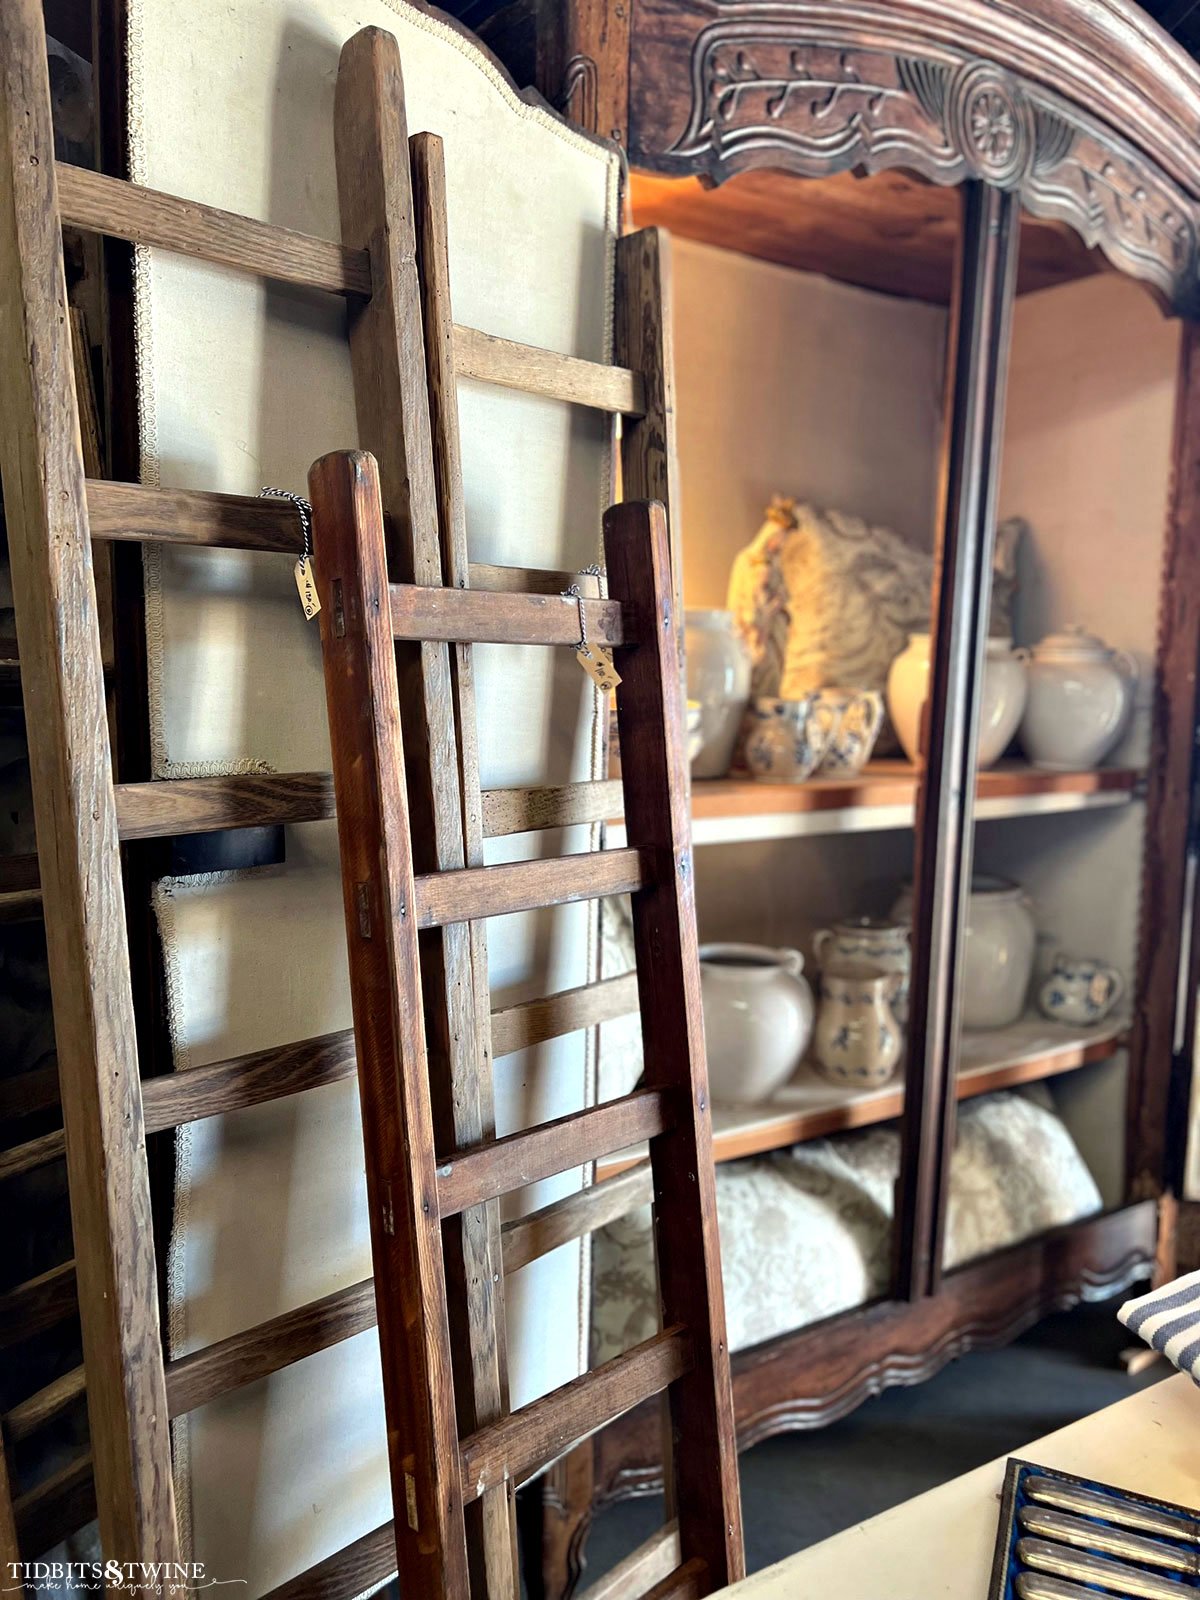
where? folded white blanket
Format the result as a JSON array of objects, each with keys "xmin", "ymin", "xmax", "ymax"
[{"xmin": 1119, "ymin": 1271, "xmax": 1200, "ymax": 1379}]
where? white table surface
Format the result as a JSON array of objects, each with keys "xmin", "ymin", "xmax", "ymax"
[{"xmin": 721, "ymin": 1372, "xmax": 1200, "ymax": 1598}]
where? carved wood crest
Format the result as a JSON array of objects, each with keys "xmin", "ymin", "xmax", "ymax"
[{"xmin": 658, "ymin": 22, "xmax": 1199, "ymax": 311}]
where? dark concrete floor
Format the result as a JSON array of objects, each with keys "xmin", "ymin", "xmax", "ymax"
[{"xmin": 580, "ymin": 1298, "xmax": 1165, "ymax": 1585}]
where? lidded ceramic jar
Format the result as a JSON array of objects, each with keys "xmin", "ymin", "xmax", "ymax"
[
  {"xmin": 698, "ymin": 943, "xmax": 814, "ymax": 1104},
  {"xmin": 685, "ymin": 610, "xmax": 752, "ymax": 779},
  {"xmin": 1020, "ymin": 625, "xmax": 1138, "ymax": 770},
  {"xmin": 886, "ymin": 634, "xmax": 1029, "ymax": 769},
  {"xmin": 891, "ymin": 876, "xmax": 1036, "ymax": 1031},
  {"xmin": 813, "ymin": 918, "xmax": 911, "ymax": 1024},
  {"xmin": 813, "ymin": 962, "xmax": 903, "ymax": 1088}
]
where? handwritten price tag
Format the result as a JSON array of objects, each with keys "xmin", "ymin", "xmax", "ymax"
[
  {"xmin": 576, "ymin": 646, "xmax": 621, "ymax": 691},
  {"xmin": 294, "ymin": 556, "xmax": 321, "ymax": 621}
]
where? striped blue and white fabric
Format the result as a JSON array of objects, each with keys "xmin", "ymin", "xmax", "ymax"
[{"xmin": 1119, "ymin": 1270, "xmax": 1200, "ymax": 1379}]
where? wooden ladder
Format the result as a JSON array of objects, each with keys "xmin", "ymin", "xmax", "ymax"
[
  {"xmin": 0, "ymin": 2, "xmax": 684, "ymax": 1591},
  {"xmin": 311, "ymin": 433, "xmax": 742, "ymax": 1598}
]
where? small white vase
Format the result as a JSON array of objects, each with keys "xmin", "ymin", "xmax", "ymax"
[
  {"xmin": 685, "ymin": 610, "xmax": 752, "ymax": 779},
  {"xmin": 1020, "ymin": 625, "xmax": 1138, "ymax": 770},
  {"xmin": 891, "ymin": 876, "xmax": 1036, "ymax": 1031},
  {"xmin": 886, "ymin": 633, "xmax": 1028, "ymax": 768},
  {"xmin": 699, "ymin": 943, "xmax": 814, "ymax": 1104},
  {"xmin": 813, "ymin": 963, "xmax": 903, "ymax": 1087}
]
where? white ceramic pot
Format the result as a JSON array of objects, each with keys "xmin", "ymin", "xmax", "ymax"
[
  {"xmin": 891, "ymin": 876, "xmax": 1036, "ymax": 1030},
  {"xmin": 886, "ymin": 633, "xmax": 1029, "ymax": 768},
  {"xmin": 742, "ymin": 696, "xmax": 837, "ymax": 783},
  {"xmin": 699, "ymin": 943, "xmax": 815, "ymax": 1104},
  {"xmin": 1037, "ymin": 954, "xmax": 1125, "ymax": 1027},
  {"xmin": 814, "ymin": 918, "xmax": 911, "ymax": 1024},
  {"xmin": 813, "ymin": 963, "xmax": 903, "ymax": 1087},
  {"xmin": 685, "ymin": 610, "xmax": 752, "ymax": 779},
  {"xmin": 1020, "ymin": 625, "xmax": 1138, "ymax": 770}
]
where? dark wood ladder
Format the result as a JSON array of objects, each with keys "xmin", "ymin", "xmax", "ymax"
[{"xmin": 311, "ymin": 447, "xmax": 742, "ymax": 1600}]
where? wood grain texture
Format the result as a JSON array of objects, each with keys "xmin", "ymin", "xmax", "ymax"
[
  {"xmin": 310, "ymin": 449, "xmax": 469, "ymax": 1595},
  {"xmin": 0, "ymin": 1438, "xmax": 19, "ymax": 1574},
  {"xmin": 500, "ymin": 1161, "xmax": 654, "ymax": 1274},
  {"xmin": 4, "ymin": 1365, "xmax": 88, "ymax": 1444},
  {"xmin": 576, "ymin": 1522, "xmax": 679, "ymax": 1600},
  {"xmin": 259, "ymin": 1524, "xmax": 396, "ymax": 1600},
  {"xmin": 141, "ymin": 1030, "xmax": 356, "ymax": 1134},
  {"xmin": 894, "ymin": 184, "xmax": 1020, "ymax": 1302},
  {"xmin": 414, "ymin": 848, "xmax": 647, "ymax": 929},
  {"xmin": 604, "ymin": 500, "xmax": 744, "ymax": 1590},
  {"xmin": 0, "ymin": 1261, "xmax": 78, "ymax": 1349},
  {"xmin": 407, "ymin": 126, "xmax": 519, "ymax": 1591},
  {"xmin": 0, "ymin": 0, "xmax": 176, "ymax": 1561},
  {"xmin": 630, "ymin": 170, "xmax": 1102, "ymax": 307},
  {"xmin": 490, "ymin": 972, "xmax": 640, "ymax": 1058},
  {"xmin": 115, "ymin": 772, "xmax": 335, "ymax": 838},
  {"xmin": 88, "ymin": 480, "xmax": 308, "ymax": 552},
  {"xmin": 481, "ymin": 779, "xmax": 624, "ymax": 837},
  {"xmin": 1129, "ymin": 319, "xmax": 1200, "ymax": 1199},
  {"xmin": 0, "ymin": 1127, "xmax": 66, "ymax": 1183},
  {"xmin": 437, "ymin": 1090, "xmax": 669, "ymax": 1217},
  {"xmin": 454, "ymin": 323, "xmax": 643, "ymax": 416},
  {"xmin": 164, "ymin": 1280, "xmax": 376, "ymax": 1419},
  {"xmin": 642, "ymin": 1560, "xmax": 707, "ymax": 1600},
  {"xmin": 615, "ymin": 229, "xmax": 681, "ymax": 584},
  {"xmin": 390, "ymin": 580, "xmax": 625, "ymax": 647},
  {"xmin": 56, "ymin": 161, "xmax": 371, "ymax": 294},
  {"xmin": 459, "ymin": 1326, "xmax": 692, "ymax": 1503},
  {"xmin": 12, "ymin": 1452, "xmax": 95, "ymax": 1559}
]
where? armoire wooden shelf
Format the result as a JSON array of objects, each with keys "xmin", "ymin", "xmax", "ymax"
[
  {"xmin": 606, "ymin": 762, "xmax": 1140, "ymax": 846},
  {"xmin": 598, "ymin": 1011, "xmax": 1128, "ymax": 1178}
]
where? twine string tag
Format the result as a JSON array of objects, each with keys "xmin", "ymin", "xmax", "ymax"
[
  {"xmin": 563, "ymin": 564, "xmax": 621, "ymax": 690},
  {"xmin": 260, "ymin": 486, "xmax": 319, "ymax": 620}
]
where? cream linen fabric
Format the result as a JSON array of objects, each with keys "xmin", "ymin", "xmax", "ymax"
[
  {"xmin": 127, "ymin": 0, "xmax": 618, "ymax": 1589},
  {"xmin": 591, "ymin": 1092, "xmax": 1103, "ymax": 1362}
]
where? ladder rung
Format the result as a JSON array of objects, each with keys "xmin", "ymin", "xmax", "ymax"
[
  {"xmin": 390, "ymin": 581, "xmax": 625, "ymax": 648},
  {"xmin": 164, "ymin": 1278, "xmax": 376, "ymax": 1418},
  {"xmin": 57, "ymin": 163, "xmax": 372, "ymax": 295},
  {"xmin": 12, "ymin": 1451, "xmax": 95, "ymax": 1554},
  {"xmin": 141, "ymin": 1029, "xmax": 357, "ymax": 1134},
  {"xmin": 576, "ymin": 1522, "xmax": 680, "ymax": 1600},
  {"xmin": 643, "ymin": 1559, "xmax": 708, "ymax": 1600},
  {"xmin": 491, "ymin": 971, "xmax": 639, "ymax": 1058},
  {"xmin": 3, "ymin": 1365, "xmax": 88, "ymax": 1442},
  {"xmin": 0, "ymin": 1126, "xmax": 64, "ymax": 1183},
  {"xmin": 454, "ymin": 323, "xmax": 644, "ymax": 418},
  {"xmin": 115, "ymin": 772, "xmax": 335, "ymax": 838},
  {"xmin": 11, "ymin": 969, "xmax": 636, "ymax": 1158},
  {"xmin": 0, "ymin": 1260, "xmax": 77, "ymax": 1348},
  {"xmin": 501, "ymin": 1160, "xmax": 653, "ymax": 1274},
  {"xmin": 259, "ymin": 1524, "xmax": 396, "ymax": 1600},
  {"xmin": 88, "ymin": 480, "xmax": 305, "ymax": 552},
  {"xmin": 415, "ymin": 848, "xmax": 646, "ymax": 930},
  {"xmin": 9, "ymin": 1161, "xmax": 652, "ymax": 1444},
  {"xmin": 459, "ymin": 1325, "xmax": 692, "ymax": 1503},
  {"xmin": 437, "ymin": 1089, "xmax": 668, "ymax": 1217},
  {"xmin": 481, "ymin": 779, "xmax": 623, "ymax": 838}
]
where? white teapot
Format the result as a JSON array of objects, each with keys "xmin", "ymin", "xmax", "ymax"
[{"xmin": 1020, "ymin": 625, "xmax": 1138, "ymax": 770}]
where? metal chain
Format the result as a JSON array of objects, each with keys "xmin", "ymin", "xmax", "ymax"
[
  {"xmin": 562, "ymin": 562, "xmax": 604, "ymax": 654},
  {"xmin": 258, "ymin": 486, "xmax": 313, "ymax": 562}
]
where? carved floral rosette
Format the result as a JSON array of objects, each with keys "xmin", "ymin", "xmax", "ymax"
[{"xmin": 656, "ymin": 23, "xmax": 1198, "ymax": 311}]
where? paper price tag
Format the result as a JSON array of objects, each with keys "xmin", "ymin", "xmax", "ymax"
[
  {"xmin": 294, "ymin": 556, "xmax": 321, "ymax": 620},
  {"xmin": 577, "ymin": 646, "xmax": 621, "ymax": 691}
]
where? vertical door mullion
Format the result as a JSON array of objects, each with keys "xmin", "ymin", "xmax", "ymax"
[{"xmin": 894, "ymin": 181, "xmax": 1021, "ymax": 1302}]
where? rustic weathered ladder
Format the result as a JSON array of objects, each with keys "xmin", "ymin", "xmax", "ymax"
[
  {"xmin": 310, "ymin": 431, "xmax": 742, "ymax": 1600},
  {"xmin": 0, "ymin": 0, "xmax": 684, "ymax": 1589}
]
